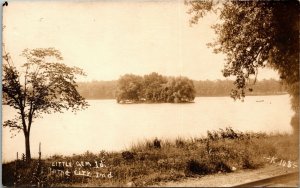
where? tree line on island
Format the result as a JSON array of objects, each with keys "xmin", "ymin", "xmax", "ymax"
[
  {"xmin": 77, "ymin": 73, "xmax": 286, "ymax": 101},
  {"xmin": 116, "ymin": 73, "xmax": 196, "ymax": 103}
]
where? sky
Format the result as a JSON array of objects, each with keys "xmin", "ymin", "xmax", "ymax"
[{"xmin": 3, "ymin": 0, "xmax": 280, "ymax": 82}]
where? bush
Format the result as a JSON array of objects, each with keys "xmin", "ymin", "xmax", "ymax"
[
  {"xmin": 122, "ymin": 151, "xmax": 135, "ymax": 160},
  {"xmin": 185, "ymin": 159, "xmax": 212, "ymax": 175},
  {"xmin": 153, "ymin": 138, "xmax": 161, "ymax": 149}
]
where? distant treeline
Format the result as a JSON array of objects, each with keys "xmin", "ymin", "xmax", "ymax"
[
  {"xmin": 193, "ymin": 79, "xmax": 286, "ymax": 96},
  {"xmin": 77, "ymin": 80, "xmax": 117, "ymax": 99},
  {"xmin": 77, "ymin": 77, "xmax": 286, "ymax": 100}
]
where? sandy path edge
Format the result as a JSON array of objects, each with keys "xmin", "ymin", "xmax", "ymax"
[{"xmin": 155, "ymin": 164, "xmax": 298, "ymax": 187}]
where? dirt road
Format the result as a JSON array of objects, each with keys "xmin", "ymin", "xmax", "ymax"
[{"xmin": 159, "ymin": 164, "xmax": 298, "ymax": 187}]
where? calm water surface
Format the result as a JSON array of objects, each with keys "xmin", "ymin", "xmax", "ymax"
[{"xmin": 2, "ymin": 95, "xmax": 293, "ymax": 162}]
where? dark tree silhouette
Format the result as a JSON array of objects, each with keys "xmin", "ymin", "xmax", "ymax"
[
  {"xmin": 2, "ymin": 47, "xmax": 89, "ymax": 162},
  {"xmin": 186, "ymin": 0, "xmax": 299, "ymax": 133}
]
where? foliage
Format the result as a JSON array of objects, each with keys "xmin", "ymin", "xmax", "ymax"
[
  {"xmin": 116, "ymin": 72, "xmax": 196, "ymax": 103},
  {"xmin": 186, "ymin": 159, "xmax": 214, "ymax": 175},
  {"xmin": 2, "ymin": 48, "xmax": 88, "ymax": 161},
  {"xmin": 116, "ymin": 74, "xmax": 144, "ymax": 103},
  {"xmin": 143, "ymin": 72, "xmax": 167, "ymax": 102},
  {"xmin": 186, "ymin": 0, "xmax": 299, "ymax": 133}
]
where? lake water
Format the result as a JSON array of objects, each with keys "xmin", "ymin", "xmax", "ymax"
[{"xmin": 2, "ymin": 95, "xmax": 293, "ymax": 162}]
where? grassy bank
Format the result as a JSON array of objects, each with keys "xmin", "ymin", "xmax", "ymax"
[{"xmin": 3, "ymin": 128, "xmax": 298, "ymax": 187}]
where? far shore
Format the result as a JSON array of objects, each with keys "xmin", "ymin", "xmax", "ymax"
[{"xmin": 80, "ymin": 92, "xmax": 288, "ymax": 101}]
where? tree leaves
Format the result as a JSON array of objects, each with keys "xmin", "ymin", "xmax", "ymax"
[
  {"xmin": 186, "ymin": 0, "xmax": 299, "ymax": 100},
  {"xmin": 186, "ymin": 0, "xmax": 299, "ymax": 132},
  {"xmin": 2, "ymin": 48, "xmax": 89, "ymax": 136},
  {"xmin": 116, "ymin": 72, "xmax": 195, "ymax": 103}
]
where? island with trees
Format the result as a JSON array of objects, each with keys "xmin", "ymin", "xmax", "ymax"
[{"xmin": 115, "ymin": 72, "xmax": 195, "ymax": 103}]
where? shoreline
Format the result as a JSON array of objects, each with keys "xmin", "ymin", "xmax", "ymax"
[
  {"xmin": 76, "ymin": 93, "xmax": 289, "ymax": 101},
  {"xmin": 3, "ymin": 129, "xmax": 298, "ymax": 187}
]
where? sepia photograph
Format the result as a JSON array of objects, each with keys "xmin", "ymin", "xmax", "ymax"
[{"xmin": 1, "ymin": 0, "xmax": 299, "ymax": 187}]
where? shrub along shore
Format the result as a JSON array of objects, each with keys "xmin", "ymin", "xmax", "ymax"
[{"xmin": 2, "ymin": 127, "xmax": 298, "ymax": 187}]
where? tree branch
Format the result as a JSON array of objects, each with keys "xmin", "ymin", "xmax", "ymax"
[
  {"xmin": 7, "ymin": 124, "xmax": 23, "ymax": 129},
  {"xmin": 23, "ymin": 65, "xmax": 29, "ymax": 107},
  {"xmin": 28, "ymin": 100, "xmax": 34, "ymax": 133},
  {"xmin": 2, "ymin": 89, "xmax": 21, "ymax": 109}
]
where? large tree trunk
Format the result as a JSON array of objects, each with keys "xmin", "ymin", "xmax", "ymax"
[{"xmin": 25, "ymin": 132, "xmax": 31, "ymax": 163}]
